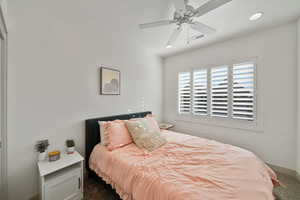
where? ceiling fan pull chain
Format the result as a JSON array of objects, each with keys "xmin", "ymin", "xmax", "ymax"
[{"xmin": 187, "ymin": 25, "xmax": 190, "ymax": 45}]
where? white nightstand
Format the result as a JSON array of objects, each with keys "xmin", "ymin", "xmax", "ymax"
[{"xmin": 38, "ymin": 151, "xmax": 84, "ymax": 200}]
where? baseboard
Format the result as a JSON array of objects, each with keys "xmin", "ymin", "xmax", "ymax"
[{"xmin": 267, "ymin": 163, "xmax": 296, "ymax": 178}]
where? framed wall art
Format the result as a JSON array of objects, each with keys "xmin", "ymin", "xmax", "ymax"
[{"xmin": 100, "ymin": 67, "xmax": 120, "ymax": 95}]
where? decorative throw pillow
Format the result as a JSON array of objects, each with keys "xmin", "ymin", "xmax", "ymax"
[
  {"xmin": 130, "ymin": 115, "xmax": 160, "ymax": 132},
  {"xmin": 145, "ymin": 115, "xmax": 160, "ymax": 132},
  {"xmin": 99, "ymin": 120, "xmax": 133, "ymax": 151},
  {"xmin": 126, "ymin": 120, "xmax": 166, "ymax": 151},
  {"xmin": 136, "ymin": 131, "xmax": 167, "ymax": 152}
]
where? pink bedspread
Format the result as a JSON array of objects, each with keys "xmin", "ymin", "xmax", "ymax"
[{"xmin": 89, "ymin": 130, "xmax": 278, "ymax": 200}]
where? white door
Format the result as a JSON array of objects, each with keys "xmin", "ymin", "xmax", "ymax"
[
  {"xmin": 0, "ymin": 33, "xmax": 2, "ymax": 198},
  {"xmin": 0, "ymin": 11, "xmax": 7, "ymax": 199}
]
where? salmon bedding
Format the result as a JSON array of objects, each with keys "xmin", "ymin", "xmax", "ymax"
[{"xmin": 89, "ymin": 130, "xmax": 278, "ymax": 200}]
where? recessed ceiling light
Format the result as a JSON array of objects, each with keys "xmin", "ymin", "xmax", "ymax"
[
  {"xmin": 166, "ymin": 44, "xmax": 172, "ymax": 49},
  {"xmin": 249, "ymin": 12, "xmax": 263, "ymax": 21}
]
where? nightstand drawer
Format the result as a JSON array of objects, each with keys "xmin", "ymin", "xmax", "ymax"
[
  {"xmin": 45, "ymin": 164, "xmax": 80, "ymax": 184},
  {"xmin": 44, "ymin": 165, "xmax": 81, "ymax": 200}
]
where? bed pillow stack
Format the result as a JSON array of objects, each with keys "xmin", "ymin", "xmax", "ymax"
[
  {"xmin": 125, "ymin": 116, "xmax": 166, "ymax": 152},
  {"xmin": 98, "ymin": 115, "xmax": 166, "ymax": 152}
]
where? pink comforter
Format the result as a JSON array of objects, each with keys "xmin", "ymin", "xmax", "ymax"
[{"xmin": 89, "ymin": 130, "xmax": 278, "ymax": 200}]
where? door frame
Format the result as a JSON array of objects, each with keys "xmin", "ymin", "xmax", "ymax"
[{"xmin": 0, "ymin": 4, "xmax": 7, "ymax": 200}]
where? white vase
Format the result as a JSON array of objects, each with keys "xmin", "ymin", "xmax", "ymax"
[
  {"xmin": 38, "ymin": 152, "xmax": 47, "ymax": 161},
  {"xmin": 67, "ymin": 146, "xmax": 75, "ymax": 154}
]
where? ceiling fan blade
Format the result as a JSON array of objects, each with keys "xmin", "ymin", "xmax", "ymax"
[
  {"xmin": 190, "ymin": 22, "xmax": 216, "ymax": 35},
  {"xmin": 139, "ymin": 20, "xmax": 175, "ymax": 29},
  {"xmin": 190, "ymin": 34, "xmax": 205, "ymax": 41},
  {"xmin": 167, "ymin": 26, "xmax": 183, "ymax": 46},
  {"xmin": 194, "ymin": 0, "xmax": 232, "ymax": 18}
]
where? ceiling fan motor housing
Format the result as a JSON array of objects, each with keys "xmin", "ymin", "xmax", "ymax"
[{"xmin": 174, "ymin": 4, "xmax": 197, "ymax": 26}]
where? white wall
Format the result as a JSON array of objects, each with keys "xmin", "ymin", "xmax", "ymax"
[
  {"xmin": 0, "ymin": 1, "xmax": 7, "ymax": 199},
  {"xmin": 297, "ymin": 18, "xmax": 300, "ymax": 177},
  {"xmin": 163, "ymin": 22, "xmax": 297, "ymax": 170},
  {"xmin": 7, "ymin": 0, "xmax": 163, "ymax": 199},
  {"xmin": 0, "ymin": 0, "xmax": 7, "ymax": 21}
]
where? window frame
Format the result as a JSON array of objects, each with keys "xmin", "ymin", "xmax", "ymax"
[
  {"xmin": 177, "ymin": 60, "xmax": 257, "ymax": 124},
  {"xmin": 178, "ymin": 71, "xmax": 192, "ymax": 115},
  {"xmin": 210, "ymin": 65, "xmax": 229, "ymax": 118},
  {"xmin": 231, "ymin": 61, "xmax": 257, "ymax": 121},
  {"xmin": 192, "ymin": 69, "xmax": 208, "ymax": 116}
]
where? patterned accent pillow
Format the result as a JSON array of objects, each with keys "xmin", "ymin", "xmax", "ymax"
[
  {"xmin": 126, "ymin": 120, "xmax": 166, "ymax": 151},
  {"xmin": 129, "ymin": 115, "xmax": 160, "ymax": 132},
  {"xmin": 144, "ymin": 115, "xmax": 160, "ymax": 132}
]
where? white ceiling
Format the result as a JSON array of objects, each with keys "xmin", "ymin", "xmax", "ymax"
[{"xmin": 138, "ymin": 0, "xmax": 300, "ymax": 57}]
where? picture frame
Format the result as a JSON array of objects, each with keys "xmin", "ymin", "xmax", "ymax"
[{"xmin": 100, "ymin": 67, "xmax": 121, "ymax": 95}]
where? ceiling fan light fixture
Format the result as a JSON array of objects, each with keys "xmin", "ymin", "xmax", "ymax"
[
  {"xmin": 249, "ymin": 12, "xmax": 263, "ymax": 21},
  {"xmin": 166, "ymin": 44, "xmax": 173, "ymax": 49}
]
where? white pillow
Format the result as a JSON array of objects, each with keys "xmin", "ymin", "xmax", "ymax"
[{"xmin": 98, "ymin": 121, "xmax": 108, "ymax": 146}]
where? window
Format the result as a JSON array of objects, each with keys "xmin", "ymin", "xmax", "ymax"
[
  {"xmin": 211, "ymin": 66, "xmax": 228, "ymax": 117},
  {"xmin": 192, "ymin": 69, "xmax": 208, "ymax": 115},
  {"xmin": 232, "ymin": 63, "xmax": 255, "ymax": 120},
  {"xmin": 178, "ymin": 72, "xmax": 191, "ymax": 114},
  {"xmin": 178, "ymin": 62, "xmax": 256, "ymax": 121}
]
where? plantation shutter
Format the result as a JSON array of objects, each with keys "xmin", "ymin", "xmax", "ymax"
[
  {"xmin": 232, "ymin": 63, "xmax": 255, "ymax": 120},
  {"xmin": 178, "ymin": 72, "xmax": 191, "ymax": 114},
  {"xmin": 192, "ymin": 69, "xmax": 208, "ymax": 115},
  {"xmin": 211, "ymin": 66, "xmax": 229, "ymax": 117}
]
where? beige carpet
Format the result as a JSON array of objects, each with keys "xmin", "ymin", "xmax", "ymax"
[
  {"xmin": 84, "ymin": 171, "xmax": 300, "ymax": 200},
  {"xmin": 273, "ymin": 172, "xmax": 300, "ymax": 200}
]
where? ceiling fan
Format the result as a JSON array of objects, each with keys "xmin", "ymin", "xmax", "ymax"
[{"xmin": 139, "ymin": 0, "xmax": 232, "ymax": 48}]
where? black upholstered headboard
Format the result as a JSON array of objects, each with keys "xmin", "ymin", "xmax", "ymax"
[{"xmin": 85, "ymin": 111, "xmax": 151, "ymax": 177}]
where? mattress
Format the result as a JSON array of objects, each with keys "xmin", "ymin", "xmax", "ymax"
[{"xmin": 89, "ymin": 130, "xmax": 278, "ymax": 200}]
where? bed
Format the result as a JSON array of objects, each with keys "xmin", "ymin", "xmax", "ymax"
[{"xmin": 85, "ymin": 111, "xmax": 278, "ymax": 200}]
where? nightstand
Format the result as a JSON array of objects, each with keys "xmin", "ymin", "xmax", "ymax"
[
  {"xmin": 38, "ymin": 151, "xmax": 84, "ymax": 200},
  {"xmin": 159, "ymin": 122, "xmax": 174, "ymax": 130}
]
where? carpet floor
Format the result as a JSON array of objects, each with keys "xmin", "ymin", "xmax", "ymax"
[{"xmin": 84, "ymin": 171, "xmax": 300, "ymax": 200}]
